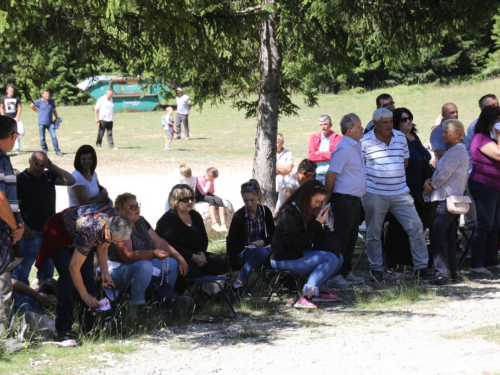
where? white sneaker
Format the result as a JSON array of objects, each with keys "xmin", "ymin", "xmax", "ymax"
[
  {"xmin": 470, "ymin": 267, "xmax": 493, "ymax": 275},
  {"xmin": 164, "ymin": 147, "xmax": 171, "ymax": 151},
  {"xmin": 327, "ymin": 275, "xmax": 351, "ymax": 288},
  {"xmin": 344, "ymin": 272, "xmax": 364, "ymax": 284}
]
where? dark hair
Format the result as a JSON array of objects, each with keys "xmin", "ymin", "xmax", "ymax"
[
  {"xmin": 0, "ymin": 115, "xmax": 17, "ymax": 140},
  {"xmin": 475, "ymin": 106, "xmax": 500, "ymax": 135},
  {"xmin": 241, "ymin": 179, "xmax": 263, "ymax": 203},
  {"xmin": 275, "ymin": 179, "xmax": 327, "ymax": 227},
  {"xmin": 376, "ymin": 93, "xmax": 392, "ymax": 107},
  {"xmin": 74, "ymin": 145, "xmax": 97, "ymax": 175},
  {"xmin": 6, "ymin": 84, "xmax": 14, "ymax": 90},
  {"xmin": 392, "ymin": 108, "xmax": 417, "ymax": 134},
  {"xmin": 296, "ymin": 159, "xmax": 317, "ymax": 175},
  {"xmin": 479, "ymin": 94, "xmax": 497, "ymax": 109}
]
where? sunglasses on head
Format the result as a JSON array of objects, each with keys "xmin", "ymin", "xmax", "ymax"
[{"xmin": 179, "ymin": 196, "xmax": 195, "ymax": 203}]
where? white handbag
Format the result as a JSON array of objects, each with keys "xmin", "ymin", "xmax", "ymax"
[{"xmin": 446, "ymin": 195, "xmax": 472, "ymax": 215}]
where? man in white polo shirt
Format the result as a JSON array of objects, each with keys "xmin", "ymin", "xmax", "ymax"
[
  {"xmin": 361, "ymin": 108, "xmax": 433, "ymax": 282},
  {"xmin": 325, "ymin": 113, "xmax": 366, "ymax": 287},
  {"xmin": 94, "ymin": 89, "xmax": 115, "ymax": 149},
  {"xmin": 175, "ymin": 87, "xmax": 192, "ymax": 140},
  {"xmin": 276, "ymin": 133, "xmax": 293, "ymax": 194}
]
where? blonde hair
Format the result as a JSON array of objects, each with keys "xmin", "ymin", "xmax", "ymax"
[
  {"xmin": 168, "ymin": 184, "xmax": 195, "ymax": 210},
  {"xmin": 206, "ymin": 167, "xmax": 218, "ymax": 179},
  {"xmin": 166, "ymin": 106, "xmax": 173, "ymax": 113},
  {"xmin": 442, "ymin": 119, "xmax": 464, "ymax": 139},
  {"xmin": 240, "ymin": 179, "xmax": 263, "ymax": 203},
  {"xmin": 179, "ymin": 164, "xmax": 192, "ymax": 178},
  {"xmin": 114, "ymin": 193, "xmax": 137, "ymax": 211}
]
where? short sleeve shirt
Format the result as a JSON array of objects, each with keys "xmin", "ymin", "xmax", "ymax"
[
  {"xmin": 1, "ymin": 96, "xmax": 21, "ymax": 118},
  {"xmin": 63, "ymin": 204, "xmax": 117, "ymax": 257},
  {"xmin": 276, "ymin": 148, "xmax": 293, "ymax": 191},
  {"xmin": 328, "ymin": 136, "xmax": 367, "ymax": 197},
  {"xmin": 108, "ymin": 216, "xmax": 152, "ymax": 262},
  {"xmin": 94, "ymin": 95, "xmax": 114, "ymax": 122},
  {"xmin": 68, "ymin": 170, "xmax": 100, "ymax": 207},
  {"xmin": 33, "ymin": 97, "xmax": 56, "ymax": 125},
  {"xmin": 360, "ymin": 129, "xmax": 409, "ymax": 195},
  {"xmin": 0, "ymin": 150, "xmax": 18, "ymax": 213},
  {"xmin": 176, "ymin": 94, "xmax": 192, "ymax": 115}
]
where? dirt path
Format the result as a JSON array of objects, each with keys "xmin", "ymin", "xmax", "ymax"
[{"xmin": 84, "ymin": 279, "xmax": 500, "ymax": 375}]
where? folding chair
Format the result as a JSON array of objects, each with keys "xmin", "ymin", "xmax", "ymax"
[
  {"xmin": 264, "ymin": 269, "xmax": 304, "ymax": 303},
  {"xmin": 353, "ymin": 224, "xmax": 368, "ymax": 271},
  {"xmin": 184, "ymin": 275, "xmax": 236, "ymax": 322},
  {"xmin": 457, "ymin": 225, "xmax": 475, "ymax": 270}
]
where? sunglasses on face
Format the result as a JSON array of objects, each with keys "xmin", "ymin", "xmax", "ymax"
[
  {"xmin": 179, "ymin": 196, "xmax": 195, "ymax": 203},
  {"xmin": 400, "ymin": 117, "xmax": 413, "ymax": 123}
]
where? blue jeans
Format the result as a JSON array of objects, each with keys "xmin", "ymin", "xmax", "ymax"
[
  {"xmin": 109, "ymin": 260, "xmax": 153, "ymax": 306},
  {"xmin": 469, "ymin": 178, "xmax": 500, "ymax": 268},
  {"xmin": 150, "ymin": 257, "xmax": 179, "ymax": 301},
  {"xmin": 237, "ymin": 246, "xmax": 270, "ymax": 281},
  {"xmin": 39, "ymin": 123, "xmax": 60, "ymax": 153},
  {"xmin": 11, "ymin": 235, "xmax": 54, "ymax": 285},
  {"xmin": 271, "ymin": 251, "xmax": 342, "ymax": 296},
  {"xmin": 52, "ymin": 247, "xmax": 95, "ymax": 334},
  {"xmin": 430, "ymin": 201, "xmax": 458, "ymax": 278}
]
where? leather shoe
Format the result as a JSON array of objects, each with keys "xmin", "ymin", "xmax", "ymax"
[{"xmin": 414, "ymin": 267, "xmax": 435, "ymax": 279}]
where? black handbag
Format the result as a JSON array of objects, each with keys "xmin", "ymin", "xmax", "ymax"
[{"xmin": 0, "ymin": 222, "xmax": 24, "ymax": 275}]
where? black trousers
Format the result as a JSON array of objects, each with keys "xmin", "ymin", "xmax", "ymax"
[
  {"xmin": 330, "ymin": 193, "xmax": 361, "ymax": 276},
  {"xmin": 96, "ymin": 120, "xmax": 114, "ymax": 148}
]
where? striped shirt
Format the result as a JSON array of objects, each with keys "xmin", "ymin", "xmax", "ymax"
[
  {"xmin": 361, "ymin": 129, "xmax": 410, "ymax": 195},
  {"xmin": 0, "ymin": 149, "xmax": 19, "ymax": 213}
]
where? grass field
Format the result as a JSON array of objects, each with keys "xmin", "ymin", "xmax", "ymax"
[{"xmin": 10, "ymin": 77, "xmax": 500, "ymax": 178}]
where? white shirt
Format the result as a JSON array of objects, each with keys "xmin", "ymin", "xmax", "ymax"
[
  {"xmin": 176, "ymin": 94, "xmax": 192, "ymax": 115},
  {"xmin": 275, "ymin": 173, "xmax": 299, "ymax": 214},
  {"xmin": 68, "ymin": 170, "xmax": 100, "ymax": 207},
  {"xmin": 328, "ymin": 136, "xmax": 367, "ymax": 197},
  {"xmin": 95, "ymin": 95, "xmax": 114, "ymax": 122},
  {"xmin": 276, "ymin": 148, "xmax": 293, "ymax": 192}
]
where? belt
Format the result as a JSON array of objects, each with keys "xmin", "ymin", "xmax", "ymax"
[{"xmin": 332, "ymin": 192, "xmax": 361, "ymax": 201}]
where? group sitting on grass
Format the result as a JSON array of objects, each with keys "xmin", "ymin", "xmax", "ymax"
[{"xmin": 4, "ymin": 91, "xmax": 500, "ymax": 341}]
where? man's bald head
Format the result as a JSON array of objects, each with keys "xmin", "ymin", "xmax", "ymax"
[
  {"xmin": 28, "ymin": 151, "xmax": 48, "ymax": 177},
  {"xmin": 442, "ymin": 103, "xmax": 458, "ymax": 120}
]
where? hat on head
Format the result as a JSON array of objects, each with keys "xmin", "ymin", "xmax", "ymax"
[{"xmin": 176, "ymin": 87, "xmax": 183, "ymax": 92}]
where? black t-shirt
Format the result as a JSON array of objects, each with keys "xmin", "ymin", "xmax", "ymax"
[
  {"xmin": 17, "ymin": 169, "xmax": 58, "ymax": 232},
  {"xmin": 1, "ymin": 96, "xmax": 21, "ymax": 118}
]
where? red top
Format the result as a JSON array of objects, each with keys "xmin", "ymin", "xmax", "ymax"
[{"xmin": 307, "ymin": 130, "xmax": 343, "ymax": 162}]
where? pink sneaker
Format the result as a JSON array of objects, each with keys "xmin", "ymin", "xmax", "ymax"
[
  {"xmin": 293, "ymin": 296, "xmax": 317, "ymax": 309},
  {"xmin": 312, "ymin": 292, "xmax": 339, "ymax": 302}
]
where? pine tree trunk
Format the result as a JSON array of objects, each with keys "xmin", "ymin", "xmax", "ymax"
[{"xmin": 253, "ymin": 1, "xmax": 282, "ymax": 211}]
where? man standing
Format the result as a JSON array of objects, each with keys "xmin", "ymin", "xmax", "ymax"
[
  {"xmin": 361, "ymin": 108, "xmax": 433, "ymax": 282},
  {"xmin": 275, "ymin": 158, "xmax": 316, "ymax": 213},
  {"xmin": 0, "ymin": 84, "xmax": 22, "ymax": 153},
  {"xmin": 465, "ymin": 94, "xmax": 498, "ymax": 147},
  {"xmin": 364, "ymin": 93, "xmax": 395, "ymax": 134},
  {"xmin": 13, "ymin": 152, "xmax": 75, "ymax": 285},
  {"xmin": 29, "ymin": 90, "xmax": 62, "ymax": 156},
  {"xmin": 0, "ymin": 116, "xmax": 24, "ymax": 335},
  {"xmin": 276, "ymin": 133, "xmax": 293, "ymax": 194},
  {"xmin": 94, "ymin": 89, "xmax": 116, "ymax": 149},
  {"xmin": 325, "ymin": 113, "xmax": 366, "ymax": 286},
  {"xmin": 307, "ymin": 114, "xmax": 342, "ymax": 183},
  {"xmin": 429, "ymin": 102, "xmax": 459, "ymax": 160},
  {"xmin": 175, "ymin": 88, "xmax": 192, "ymax": 140}
]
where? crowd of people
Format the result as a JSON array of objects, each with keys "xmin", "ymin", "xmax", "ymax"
[{"xmin": 1, "ymin": 88, "xmax": 500, "ymax": 341}]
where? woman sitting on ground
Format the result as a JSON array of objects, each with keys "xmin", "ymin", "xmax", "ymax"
[
  {"xmin": 467, "ymin": 106, "xmax": 500, "ymax": 274},
  {"xmin": 196, "ymin": 167, "xmax": 227, "ymax": 232},
  {"xmin": 108, "ymin": 193, "xmax": 189, "ymax": 315},
  {"xmin": 423, "ymin": 119, "xmax": 469, "ymax": 285},
  {"xmin": 35, "ymin": 204, "xmax": 132, "ymax": 339},
  {"xmin": 156, "ymin": 184, "xmax": 228, "ymax": 293},
  {"xmin": 68, "ymin": 145, "xmax": 110, "ymax": 207},
  {"xmin": 227, "ymin": 180, "xmax": 275, "ymax": 295},
  {"xmin": 271, "ymin": 180, "xmax": 341, "ymax": 309}
]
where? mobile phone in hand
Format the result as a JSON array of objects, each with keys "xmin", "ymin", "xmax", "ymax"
[{"xmin": 320, "ymin": 203, "xmax": 330, "ymax": 215}]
